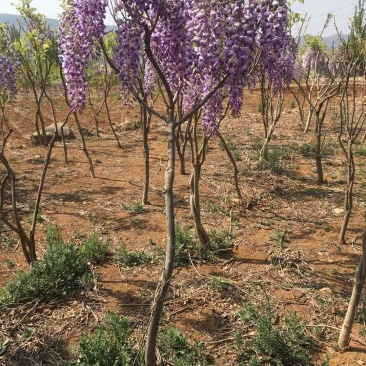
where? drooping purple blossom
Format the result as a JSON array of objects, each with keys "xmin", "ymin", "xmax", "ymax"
[
  {"xmin": 114, "ymin": 18, "xmax": 143, "ymax": 104},
  {"xmin": 58, "ymin": 0, "xmax": 107, "ymax": 112},
  {"xmin": 0, "ymin": 54, "xmax": 17, "ymax": 99},
  {"xmin": 257, "ymin": 0, "xmax": 295, "ymax": 91},
  {"xmin": 60, "ymin": 0, "xmax": 295, "ymax": 134}
]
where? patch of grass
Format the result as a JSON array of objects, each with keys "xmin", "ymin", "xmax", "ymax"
[
  {"xmin": 258, "ymin": 146, "xmax": 291, "ymax": 174},
  {"xmin": 172, "ymin": 225, "xmax": 234, "ymax": 266},
  {"xmin": 4, "ymin": 258, "xmax": 15, "ymax": 269},
  {"xmin": 80, "ymin": 231, "xmax": 109, "ymax": 264},
  {"xmin": 122, "ymin": 202, "xmax": 148, "ymax": 215},
  {"xmin": 114, "ymin": 242, "xmax": 153, "ymax": 267},
  {"xmin": 71, "ymin": 312, "xmax": 141, "ymax": 366},
  {"xmin": 204, "ymin": 200, "xmax": 223, "ymax": 214},
  {"xmin": 174, "ymin": 224, "xmax": 194, "ymax": 266},
  {"xmin": 158, "ymin": 326, "xmax": 208, "ymax": 366},
  {"xmin": 289, "ymin": 100, "xmax": 296, "ymax": 109},
  {"xmin": 208, "ymin": 228, "xmax": 233, "ymax": 251},
  {"xmin": 207, "ymin": 276, "xmax": 230, "ymax": 290},
  {"xmin": 299, "ymin": 142, "xmax": 338, "ymax": 158},
  {"xmin": 235, "ymin": 303, "xmax": 315, "ymax": 365},
  {"xmin": 356, "ymin": 145, "xmax": 366, "ymax": 156},
  {"xmin": 0, "ymin": 240, "xmax": 93, "ymax": 305},
  {"xmin": 271, "ymin": 228, "xmax": 289, "ymax": 248}
]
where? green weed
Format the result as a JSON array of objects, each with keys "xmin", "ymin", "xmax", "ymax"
[
  {"xmin": 0, "ymin": 241, "xmax": 93, "ymax": 305},
  {"xmin": 122, "ymin": 202, "xmax": 148, "ymax": 215},
  {"xmin": 356, "ymin": 145, "xmax": 366, "ymax": 156},
  {"xmin": 114, "ymin": 242, "xmax": 153, "ymax": 267},
  {"xmin": 71, "ymin": 312, "xmax": 141, "ymax": 366},
  {"xmin": 271, "ymin": 228, "xmax": 289, "ymax": 248},
  {"xmin": 80, "ymin": 231, "xmax": 109, "ymax": 264},
  {"xmin": 236, "ymin": 303, "xmax": 315, "ymax": 365},
  {"xmin": 158, "ymin": 326, "xmax": 208, "ymax": 366}
]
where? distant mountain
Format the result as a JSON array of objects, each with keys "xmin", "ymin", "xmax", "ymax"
[
  {"xmin": 0, "ymin": 13, "xmax": 346, "ymax": 50},
  {"xmin": 0, "ymin": 13, "xmax": 59, "ymax": 29},
  {"xmin": 323, "ymin": 34, "xmax": 348, "ymax": 49},
  {"xmin": 0, "ymin": 13, "xmax": 114, "ymax": 32},
  {"xmin": 297, "ymin": 33, "xmax": 348, "ymax": 49}
]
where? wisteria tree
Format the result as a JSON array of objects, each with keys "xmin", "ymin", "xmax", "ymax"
[
  {"xmin": 293, "ymin": 35, "xmax": 344, "ymax": 184},
  {"xmin": 58, "ymin": 1, "xmax": 295, "ymax": 364}
]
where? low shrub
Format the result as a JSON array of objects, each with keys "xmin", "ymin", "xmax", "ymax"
[
  {"xmin": 80, "ymin": 231, "xmax": 109, "ymax": 264},
  {"xmin": 235, "ymin": 302, "xmax": 315, "ymax": 366},
  {"xmin": 71, "ymin": 312, "xmax": 142, "ymax": 366},
  {"xmin": 114, "ymin": 242, "xmax": 153, "ymax": 267},
  {"xmin": 1, "ymin": 241, "xmax": 92, "ymax": 304},
  {"xmin": 0, "ymin": 225, "xmax": 95, "ymax": 305},
  {"xmin": 158, "ymin": 326, "xmax": 208, "ymax": 366}
]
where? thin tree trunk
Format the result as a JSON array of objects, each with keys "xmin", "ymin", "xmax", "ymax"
[
  {"xmin": 339, "ymin": 143, "xmax": 355, "ymax": 245},
  {"xmin": 304, "ymin": 107, "xmax": 313, "ymax": 133},
  {"xmin": 29, "ymin": 133, "xmax": 58, "ymax": 261},
  {"xmin": 145, "ymin": 121, "xmax": 176, "ymax": 366},
  {"xmin": 217, "ymin": 132, "xmax": 242, "ymax": 200},
  {"xmin": 338, "ymin": 229, "xmax": 366, "ymax": 350},
  {"xmin": 142, "ymin": 105, "xmax": 150, "ymax": 204},
  {"xmin": 105, "ymin": 97, "xmax": 122, "ymax": 148},
  {"xmin": 260, "ymin": 123, "xmax": 276, "ymax": 162},
  {"xmin": 73, "ymin": 113, "xmax": 95, "ymax": 178},
  {"xmin": 189, "ymin": 166, "xmax": 210, "ymax": 248},
  {"xmin": 315, "ymin": 117, "xmax": 324, "ymax": 184}
]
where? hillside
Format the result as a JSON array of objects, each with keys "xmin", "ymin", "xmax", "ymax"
[{"xmin": 0, "ymin": 13, "xmax": 114, "ymax": 31}]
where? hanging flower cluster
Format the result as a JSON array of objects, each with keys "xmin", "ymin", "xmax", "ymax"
[
  {"xmin": 256, "ymin": 0, "xmax": 295, "ymax": 92},
  {"xmin": 60, "ymin": 0, "xmax": 295, "ymax": 133},
  {"xmin": 0, "ymin": 54, "xmax": 17, "ymax": 99},
  {"xmin": 58, "ymin": 0, "xmax": 107, "ymax": 111},
  {"xmin": 115, "ymin": 18, "xmax": 142, "ymax": 105}
]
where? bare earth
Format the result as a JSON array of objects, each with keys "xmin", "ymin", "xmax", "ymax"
[{"xmin": 0, "ymin": 87, "xmax": 366, "ymax": 365}]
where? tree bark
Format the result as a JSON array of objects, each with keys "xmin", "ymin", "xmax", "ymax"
[
  {"xmin": 217, "ymin": 132, "xmax": 242, "ymax": 200},
  {"xmin": 189, "ymin": 166, "xmax": 210, "ymax": 248},
  {"xmin": 338, "ymin": 229, "xmax": 366, "ymax": 350},
  {"xmin": 339, "ymin": 143, "xmax": 355, "ymax": 244},
  {"xmin": 315, "ymin": 117, "xmax": 324, "ymax": 184},
  {"xmin": 145, "ymin": 121, "xmax": 176, "ymax": 366},
  {"xmin": 142, "ymin": 105, "xmax": 150, "ymax": 205}
]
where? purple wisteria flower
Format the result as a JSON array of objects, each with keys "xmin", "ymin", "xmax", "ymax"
[
  {"xmin": 0, "ymin": 54, "xmax": 17, "ymax": 99},
  {"xmin": 58, "ymin": 0, "xmax": 107, "ymax": 112},
  {"xmin": 60, "ymin": 0, "xmax": 295, "ymax": 134}
]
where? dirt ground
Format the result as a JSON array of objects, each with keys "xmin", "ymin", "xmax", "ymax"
[{"xmin": 0, "ymin": 86, "xmax": 366, "ymax": 365}]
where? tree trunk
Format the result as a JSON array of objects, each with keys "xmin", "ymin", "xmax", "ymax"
[
  {"xmin": 142, "ymin": 105, "xmax": 150, "ymax": 205},
  {"xmin": 217, "ymin": 132, "xmax": 242, "ymax": 200},
  {"xmin": 339, "ymin": 143, "xmax": 355, "ymax": 245},
  {"xmin": 338, "ymin": 229, "xmax": 366, "ymax": 350},
  {"xmin": 315, "ymin": 118, "xmax": 324, "ymax": 184},
  {"xmin": 260, "ymin": 122, "xmax": 276, "ymax": 162},
  {"xmin": 304, "ymin": 107, "xmax": 313, "ymax": 133},
  {"xmin": 189, "ymin": 166, "xmax": 210, "ymax": 248},
  {"xmin": 145, "ymin": 121, "xmax": 176, "ymax": 366}
]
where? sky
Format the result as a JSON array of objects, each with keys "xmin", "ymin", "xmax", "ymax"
[
  {"xmin": 291, "ymin": 0, "xmax": 358, "ymax": 37},
  {"xmin": 0, "ymin": 0, "xmax": 360, "ymax": 36}
]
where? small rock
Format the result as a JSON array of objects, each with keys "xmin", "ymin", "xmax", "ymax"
[
  {"xmin": 333, "ymin": 208, "xmax": 344, "ymax": 215},
  {"xmin": 357, "ymin": 361, "xmax": 365, "ymax": 365},
  {"xmin": 30, "ymin": 123, "xmax": 75, "ymax": 146}
]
